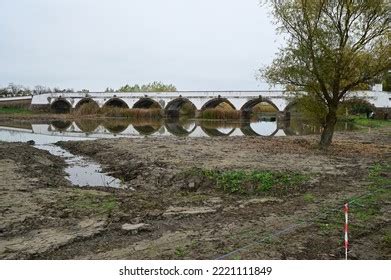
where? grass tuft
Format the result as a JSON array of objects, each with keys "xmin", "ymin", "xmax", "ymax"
[{"xmin": 201, "ymin": 169, "xmax": 309, "ymax": 195}]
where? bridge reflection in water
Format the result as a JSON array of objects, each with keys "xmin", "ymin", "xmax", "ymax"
[
  {"xmin": 46, "ymin": 118, "xmax": 285, "ymax": 138},
  {"xmin": 0, "ymin": 115, "xmax": 358, "ymax": 143}
]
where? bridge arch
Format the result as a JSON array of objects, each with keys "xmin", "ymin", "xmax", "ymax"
[
  {"xmin": 201, "ymin": 98, "xmax": 236, "ymax": 110},
  {"xmin": 165, "ymin": 98, "xmax": 196, "ymax": 117},
  {"xmin": 51, "ymin": 98, "xmax": 72, "ymax": 113},
  {"xmin": 133, "ymin": 98, "xmax": 162, "ymax": 109},
  {"xmin": 75, "ymin": 98, "xmax": 100, "ymax": 110},
  {"xmin": 103, "ymin": 98, "xmax": 129, "ymax": 108},
  {"xmin": 241, "ymin": 98, "xmax": 279, "ymax": 113}
]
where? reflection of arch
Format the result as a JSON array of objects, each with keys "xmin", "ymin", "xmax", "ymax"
[
  {"xmin": 103, "ymin": 98, "xmax": 129, "ymax": 108},
  {"xmin": 240, "ymin": 122, "xmax": 279, "ymax": 137},
  {"xmin": 74, "ymin": 119, "xmax": 101, "ymax": 133},
  {"xmin": 102, "ymin": 122, "xmax": 128, "ymax": 134},
  {"xmin": 51, "ymin": 120, "xmax": 72, "ymax": 131},
  {"xmin": 165, "ymin": 98, "xmax": 196, "ymax": 117},
  {"xmin": 201, "ymin": 98, "xmax": 236, "ymax": 110},
  {"xmin": 201, "ymin": 127, "xmax": 235, "ymax": 137},
  {"xmin": 133, "ymin": 125, "xmax": 161, "ymax": 135},
  {"xmin": 241, "ymin": 98, "xmax": 279, "ymax": 113},
  {"xmin": 133, "ymin": 98, "xmax": 162, "ymax": 109},
  {"xmin": 51, "ymin": 99, "xmax": 72, "ymax": 113},
  {"xmin": 165, "ymin": 120, "xmax": 197, "ymax": 136},
  {"xmin": 75, "ymin": 98, "xmax": 99, "ymax": 110}
]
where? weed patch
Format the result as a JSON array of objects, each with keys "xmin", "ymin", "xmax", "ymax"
[{"xmin": 200, "ymin": 169, "xmax": 309, "ymax": 195}]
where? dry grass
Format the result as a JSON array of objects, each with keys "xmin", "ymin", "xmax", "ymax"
[
  {"xmin": 200, "ymin": 108, "xmax": 242, "ymax": 120},
  {"xmin": 73, "ymin": 102, "xmax": 100, "ymax": 116},
  {"xmin": 73, "ymin": 103, "xmax": 163, "ymax": 119},
  {"xmin": 252, "ymin": 102, "xmax": 278, "ymax": 113}
]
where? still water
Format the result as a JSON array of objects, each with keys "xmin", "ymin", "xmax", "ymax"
[
  {"xmin": 0, "ymin": 117, "xmax": 357, "ymax": 188},
  {"xmin": 0, "ymin": 117, "xmax": 357, "ymax": 143}
]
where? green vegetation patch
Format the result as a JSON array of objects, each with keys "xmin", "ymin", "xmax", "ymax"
[
  {"xmin": 315, "ymin": 162, "xmax": 391, "ymax": 236},
  {"xmin": 67, "ymin": 190, "xmax": 119, "ymax": 215},
  {"xmin": 0, "ymin": 107, "xmax": 32, "ymax": 115},
  {"xmin": 349, "ymin": 116, "xmax": 391, "ymax": 128},
  {"xmin": 202, "ymin": 169, "xmax": 309, "ymax": 195}
]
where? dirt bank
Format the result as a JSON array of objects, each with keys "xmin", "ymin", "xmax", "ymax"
[{"xmin": 0, "ymin": 126, "xmax": 390, "ymax": 260}]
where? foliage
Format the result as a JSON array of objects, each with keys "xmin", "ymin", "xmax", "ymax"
[
  {"xmin": 342, "ymin": 97, "xmax": 375, "ymax": 115},
  {"xmin": 261, "ymin": 0, "xmax": 391, "ymax": 147},
  {"xmin": 0, "ymin": 83, "xmax": 76, "ymax": 97},
  {"xmin": 293, "ymin": 93, "xmax": 329, "ymax": 125},
  {"xmin": 203, "ymin": 169, "xmax": 308, "ymax": 195},
  {"xmin": 118, "ymin": 81, "xmax": 177, "ymax": 92},
  {"xmin": 383, "ymin": 70, "xmax": 391, "ymax": 91}
]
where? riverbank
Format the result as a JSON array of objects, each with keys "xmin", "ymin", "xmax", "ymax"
[{"xmin": 0, "ymin": 124, "xmax": 390, "ymax": 259}]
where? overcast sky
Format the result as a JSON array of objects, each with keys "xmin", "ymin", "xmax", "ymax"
[{"xmin": 0, "ymin": 0, "xmax": 281, "ymax": 91}]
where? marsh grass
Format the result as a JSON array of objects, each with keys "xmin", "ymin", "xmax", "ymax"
[
  {"xmin": 200, "ymin": 109, "xmax": 242, "ymax": 120},
  {"xmin": 73, "ymin": 103, "xmax": 163, "ymax": 119}
]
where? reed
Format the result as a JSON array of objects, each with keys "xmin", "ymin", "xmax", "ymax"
[
  {"xmin": 99, "ymin": 107, "xmax": 163, "ymax": 120},
  {"xmin": 200, "ymin": 108, "xmax": 242, "ymax": 120},
  {"xmin": 73, "ymin": 103, "xmax": 163, "ymax": 119},
  {"xmin": 73, "ymin": 102, "xmax": 99, "ymax": 116}
]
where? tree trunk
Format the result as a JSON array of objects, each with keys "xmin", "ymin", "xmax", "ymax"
[{"xmin": 319, "ymin": 104, "xmax": 338, "ymax": 148}]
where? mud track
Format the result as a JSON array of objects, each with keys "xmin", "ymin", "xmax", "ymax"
[{"xmin": 0, "ymin": 127, "xmax": 390, "ymax": 259}]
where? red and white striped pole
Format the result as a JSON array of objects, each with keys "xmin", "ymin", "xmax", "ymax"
[{"xmin": 344, "ymin": 203, "xmax": 349, "ymax": 260}]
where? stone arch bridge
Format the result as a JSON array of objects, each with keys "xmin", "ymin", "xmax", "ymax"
[{"xmin": 31, "ymin": 90, "xmax": 390, "ymax": 117}]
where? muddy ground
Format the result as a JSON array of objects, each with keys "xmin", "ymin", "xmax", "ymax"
[{"xmin": 0, "ymin": 126, "xmax": 390, "ymax": 260}]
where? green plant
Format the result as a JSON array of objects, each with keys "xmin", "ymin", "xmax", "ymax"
[
  {"xmin": 261, "ymin": 1, "xmax": 390, "ymax": 148},
  {"xmin": 383, "ymin": 232, "xmax": 391, "ymax": 247},
  {"xmin": 68, "ymin": 191, "xmax": 118, "ymax": 215},
  {"xmin": 303, "ymin": 193, "xmax": 316, "ymax": 203},
  {"xmin": 202, "ymin": 169, "xmax": 308, "ymax": 195},
  {"xmin": 0, "ymin": 107, "xmax": 32, "ymax": 115},
  {"xmin": 174, "ymin": 246, "xmax": 186, "ymax": 258}
]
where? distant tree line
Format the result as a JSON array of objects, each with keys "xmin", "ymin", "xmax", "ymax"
[
  {"xmin": 0, "ymin": 83, "xmax": 78, "ymax": 98},
  {"xmin": 110, "ymin": 81, "xmax": 177, "ymax": 93},
  {"xmin": 0, "ymin": 81, "xmax": 176, "ymax": 98}
]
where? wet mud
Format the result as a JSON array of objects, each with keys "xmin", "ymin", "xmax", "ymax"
[{"xmin": 0, "ymin": 126, "xmax": 390, "ymax": 259}]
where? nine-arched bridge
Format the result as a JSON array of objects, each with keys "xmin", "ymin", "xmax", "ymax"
[{"xmin": 30, "ymin": 90, "xmax": 390, "ymax": 116}]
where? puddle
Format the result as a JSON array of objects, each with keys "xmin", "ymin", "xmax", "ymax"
[
  {"xmin": 36, "ymin": 144, "xmax": 124, "ymax": 188},
  {"xmin": 0, "ymin": 128, "xmax": 127, "ymax": 188}
]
